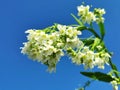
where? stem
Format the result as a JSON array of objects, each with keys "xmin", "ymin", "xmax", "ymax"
[
  {"xmin": 86, "ymin": 27, "xmax": 101, "ymax": 39},
  {"xmin": 71, "ymin": 13, "xmax": 84, "ymax": 26},
  {"xmin": 109, "ymin": 58, "xmax": 119, "ymax": 78},
  {"xmin": 77, "ymin": 26, "xmax": 119, "ymax": 78},
  {"xmin": 77, "ymin": 26, "xmax": 101, "ymax": 39},
  {"xmin": 104, "ymin": 47, "xmax": 119, "ymax": 78}
]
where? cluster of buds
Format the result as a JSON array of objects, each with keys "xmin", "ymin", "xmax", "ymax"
[{"xmin": 77, "ymin": 5, "xmax": 105, "ymax": 24}]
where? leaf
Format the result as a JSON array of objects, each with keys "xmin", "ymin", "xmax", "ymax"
[
  {"xmin": 80, "ymin": 72, "xmax": 115, "ymax": 83},
  {"xmin": 71, "ymin": 13, "xmax": 83, "ymax": 26},
  {"xmin": 98, "ymin": 22, "xmax": 105, "ymax": 40},
  {"xmin": 77, "ymin": 26, "xmax": 101, "ymax": 39}
]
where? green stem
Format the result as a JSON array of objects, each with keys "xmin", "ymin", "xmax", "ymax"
[
  {"xmin": 109, "ymin": 58, "xmax": 119, "ymax": 78},
  {"xmin": 77, "ymin": 26, "xmax": 119, "ymax": 78},
  {"xmin": 103, "ymin": 44, "xmax": 119, "ymax": 78},
  {"xmin": 78, "ymin": 80, "xmax": 94, "ymax": 90},
  {"xmin": 77, "ymin": 26, "xmax": 101, "ymax": 39},
  {"xmin": 71, "ymin": 13, "xmax": 84, "ymax": 26}
]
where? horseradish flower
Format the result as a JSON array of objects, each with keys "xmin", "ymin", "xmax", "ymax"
[
  {"xmin": 57, "ymin": 24, "xmax": 66, "ymax": 35},
  {"xmin": 77, "ymin": 5, "xmax": 96, "ymax": 24},
  {"xmin": 72, "ymin": 52, "xmax": 85, "ymax": 65},
  {"xmin": 82, "ymin": 50, "xmax": 95, "ymax": 69},
  {"xmin": 94, "ymin": 56, "xmax": 105, "ymax": 69},
  {"xmin": 68, "ymin": 45, "xmax": 110, "ymax": 70},
  {"xmin": 94, "ymin": 8, "xmax": 106, "ymax": 16},
  {"xmin": 111, "ymin": 80, "xmax": 118, "ymax": 90},
  {"xmin": 81, "ymin": 11, "xmax": 96, "ymax": 24},
  {"xmin": 57, "ymin": 24, "xmax": 82, "ymax": 49},
  {"xmin": 77, "ymin": 5, "xmax": 106, "ymax": 24},
  {"xmin": 21, "ymin": 29, "xmax": 65, "ymax": 72},
  {"xmin": 77, "ymin": 5, "xmax": 90, "ymax": 16},
  {"xmin": 94, "ymin": 8, "xmax": 106, "ymax": 23},
  {"xmin": 66, "ymin": 37, "xmax": 82, "ymax": 49},
  {"xmin": 96, "ymin": 17, "xmax": 105, "ymax": 23}
]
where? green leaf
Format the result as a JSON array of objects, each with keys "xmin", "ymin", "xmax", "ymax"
[
  {"xmin": 80, "ymin": 72, "xmax": 115, "ymax": 83},
  {"xmin": 98, "ymin": 22, "xmax": 105, "ymax": 40},
  {"xmin": 71, "ymin": 13, "xmax": 83, "ymax": 26}
]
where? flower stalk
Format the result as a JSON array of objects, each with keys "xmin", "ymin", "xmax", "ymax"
[{"xmin": 21, "ymin": 4, "xmax": 119, "ymax": 90}]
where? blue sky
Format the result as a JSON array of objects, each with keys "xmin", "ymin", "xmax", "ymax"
[{"xmin": 0, "ymin": 0, "xmax": 120, "ymax": 90}]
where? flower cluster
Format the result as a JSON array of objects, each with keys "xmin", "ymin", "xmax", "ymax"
[
  {"xmin": 21, "ymin": 29, "xmax": 64, "ymax": 72},
  {"xmin": 111, "ymin": 80, "xmax": 118, "ymax": 90},
  {"xmin": 94, "ymin": 8, "xmax": 106, "ymax": 23},
  {"xmin": 77, "ymin": 5, "xmax": 106, "ymax": 24},
  {"xmin": 21, "ymin": 24, "xmax": 82, "ymax": 72},
  {"xmin": 21, "ymin": 5, "xmax": 110, "ymax": 73},
  {"xmin": 67, "ymin": 45, "xmax": 110, "ymax": 70},
  {"xmin": 57, "ymin": 24, "xmax": 82, "ymax": 49},
  {"xmin": 21, "ymin": 23, "xmax": 111, "ymax": 72},
  {"xmin": 20, "ymin": 4, "xmax": 120, "ymax": 90}
]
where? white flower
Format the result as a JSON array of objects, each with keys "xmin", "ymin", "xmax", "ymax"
[
  {"xmin": 66, "ymin": 37, "xmax": 82, "ymax": 49},
  {"xmin": 72, "ymin": 52, "xmax": 85, "ymax": 65},
  {"xmin": 66, "ymin": 27, "xmax": 73, "ymax": 36},
  {"xmin": 69, "ymin": 45, "xmax": 110, "ymax": 70},
  {"xmin": 82, "ymin": 46, "xmax": 89, "ymax": 53},
  {"xmin": 21, "ymin": 28, "xmax": 66, "ymax": 72},
  {"xmin": 73, "ymin": 29, "xmax": 82, "ymax": 36},
  {"xmin": 21, "ymin": 20, "xmax": 109, "ymax": 72},
  {"xmin": 57, "ymin": 24, "xmax": 82, "ymax": 37},
  {"xmin": 25, "ymin": 29, "xmax": 34, "ymax": 33},
  {"xmin": 25, "ymin": 29, "xmax": 36, "ymax": 40},
  {"xmin": 77, "ymin": 5, "xmax": 96, "ymax": 24},
  {"xmin": 101, "ymin": 53, "xmax": 111, "ymax": 65},
  {"xmin": 95, "ymin": 57, "xmax": 105, "ymax": 69},
  {"xmin": 99, "ymin": 9, "xmax": 106, "ymax": 15},
  {"xmin": 56, "ymin": 24, "xmax": 82, "ymax": 49},
  {"xmin": 77, "ymin": 5, "xmax": 105, "ymax": 24},
  {"xmin": 77, "ymin": 5, "xmax": 90, "ymax": 16},
  {"xmin": 111, "ymin": 80, "xmax": 118, "ymax": 90},
  {"xmin": 94, "ymin": 8, "xmax": 106, "ymax": 23},
  {"xmin": 82, "ymin": 50, "xmax": 95, "ymax": 69},
  {"xmin": 94, "ymin": 8, "xmax": 106, "ymax": 16},
  {"xmin": 81, "ymin": 11, "xmax": 96, "ymax": 24},
  {"xmin": 57, "ymin": 24, "xmax": 66, "ymax": 34},
  {"xmin": 87, "ymin": 12, "xmax": 96, "ymax": 22},
  {"xmin": 96, "ymin": 17, "xmax": 105, "ymax": 23},
  {"xmin": 57, "ymin": 43, "xmax": 64, "ymax": 48},
  {"xmin": 49, "ymin": 32, "xmax": 59, "ymax": 41},
  {"xmin": 96, "ymin": 45, "xmax": 102, "ymax": 50},
  {"xmin": 42, "ymin": 45, "xmax": 54, "ymax": 55}
]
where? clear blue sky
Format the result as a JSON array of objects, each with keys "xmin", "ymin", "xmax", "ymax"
[{"xmin": 0, "ymin": 0, "xmax": 120, "ymax": 90}]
